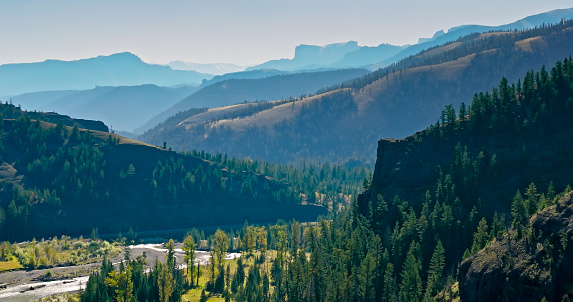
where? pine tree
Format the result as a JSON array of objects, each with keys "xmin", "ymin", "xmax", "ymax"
[
  {"xmin": 471, "ymin": 218, "xmax": 489, "ymax": 254},
  {"xmin": 524, "ymin": 183, "xmax": 539, "ymax": 216},
  {"xmin": 399, "ymin": 243, "xmax": 422, "ymax": 302},
  {"xmin": 382, "ymin": 263, "xmax": 398, "ymax": 302},
  {"xmin": 182, "ymin": 235, "xmax": 196, "ymax": 286},
  {"xmin": 511, "ymin": 190, "xmax": 526, "ymax": 232},
  {"xmin": 426, "ymin": 240, "xmax": 445, "ymax": 297},
  {"xmin": 157, "ymin": 264, "xmax": 173, "ymax": 302}
]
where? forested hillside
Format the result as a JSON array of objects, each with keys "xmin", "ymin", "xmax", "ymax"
[
  {"xmin": 354, "ymin": 57, "xmax": 573, "ymax": 300},
  {"xmin": 0, "ymin": 104, "xmax": 377, "ymax": 241},
  {"xmin": 80, "ymin": 55, "xmax": 573, "ymax": 302},
  {"xmin": 136, "ymin": 68, "xmax": 369, "ymax": 133},
  {"xmin": 206, "ymin": 55, "xmax": 573, "ymax": 302},
  {"xmin": 83, "ymin": 55, "xmax": 573, "ymax": 302},
  {"xmin": 140, "ymin": 21, "xmax": 573, "ymax": 164}
]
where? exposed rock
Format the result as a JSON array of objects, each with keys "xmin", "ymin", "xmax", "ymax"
[{"xmin": 458, "ymin": 192, "xmax": 573, "ymax": 302}]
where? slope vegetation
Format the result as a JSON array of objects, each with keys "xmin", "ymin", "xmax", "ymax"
[
  {"xmin": 458, "ymin": 192, "xmax": 573, "ymax": 302},
  {"xmin": 140, "ymin": 21, "xmax": 573, "ymax": 163},
  {"xmin": 352, "ymin": 57, "xmax": 573, "ymax": 302},
  {"xmin": 0, "ymin": 104, "xmax": 327, "ymax": 242},
  {"xmin": 137, "ymin": 68, "xmax": 369, "ymax": 133}
]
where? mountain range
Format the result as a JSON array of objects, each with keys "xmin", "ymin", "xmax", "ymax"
[
  {"xmin": 1, "ymin": 8, "xmax": 571, "ymax": 138},
  {"xmin": 0, "ymin": 52, "xmax": 212, "ymax": 97},
  {"xmin": 139, "ymin": 20, "xmax": 573, "ymax": 163},
  {"xmin": 11, "ymin": 84, "xmax": 199, "ymax": 133},
  {"xmin": 167, "ymin": 61, "xmax": 247, "ymax": 75},
  {"xmin": 135, "ymin": 68, "xmax": 370, "ymax": 133},
  {"xmin": 243, "ymin": 7, "xmax": 573, "ymax": 72}
]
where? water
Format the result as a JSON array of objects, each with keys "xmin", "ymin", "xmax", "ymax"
[
  {"xmin": 0, "ymin": 245, "xmax": 241, "ymax": 301},
  {"xmin": 0, "ymin": 276, "xmax": 89, "ymax": 302}
]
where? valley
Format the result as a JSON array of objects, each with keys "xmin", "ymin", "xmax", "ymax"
[{"xmin": 1, "ymin": 6, "xmax": 573, "ymax": 302}]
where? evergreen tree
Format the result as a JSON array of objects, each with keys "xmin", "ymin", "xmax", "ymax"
[
  {"xmin": 399, "ymin": 243, "xmax": 422, "ymax": 302},
  {"xmin": 382, "ymin": 263, "xmax": 398, "ymax": 302},
  {"xmin": 426, "ymin": 240, "xmax": 445, "ymax": 297},
  {"xmin": 182, "ymin": 235, "xmax": 196, "ymax": 286},
  {"xmin": 471, "ymin": 218, "xmax": 489, "ymax": 254}
]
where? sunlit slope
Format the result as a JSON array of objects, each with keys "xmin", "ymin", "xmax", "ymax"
[{"xmin": 140, "ymin": 22, "xmax": 573, "ymax": 163}]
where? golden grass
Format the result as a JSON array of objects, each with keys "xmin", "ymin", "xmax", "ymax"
[
  {"xmin": 213, "ymin": 89, "xmax": 351, "ymax": 133},
  {"xmin": 515, "ymin": 36, "xmax": 545, "ymax": 53},
  {"xmin": 0, "ymin": 259, "xmax": 24, "ymax": 272},
  {"xmin": 354, "ymin": 53, "xmax": 476, "ymax": 111}
]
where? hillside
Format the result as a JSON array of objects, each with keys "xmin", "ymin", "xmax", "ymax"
[
  {"xmin": 139, "ymin": 21, "xmax": 573, "ymax": 163},
  {"xmin": 198, "ymin": 69, "xmax": 290, "ymax": 88},
  {"xmin": 354, "ymin": 57, "xmax": 573, "ymax": 301},
  {"xmin": 458, "ymin": 192, "xmax": 573, "ymax": 301},
  {"xmin": 136, "ymin": 68, "xmax": 369, "ymax": 133},
  {"xmin": 103, "ymin": 57, "xmax": 573, "ymax": 302},
  {"xmin": 0, "ymin": 104, "xmax": 329, "ymax": 242},
  {"xmin": 11, "ymin": 84, "xmax": 199, "ymax": 133},
  {"xmin": 0, "ymin": 52, "xmax": 212, "ymax": 97}
]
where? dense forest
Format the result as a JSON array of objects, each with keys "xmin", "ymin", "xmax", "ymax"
[
  {"xmin": 78, "ymin": 57, "xmax": 573, "ymax": 302},
  {"xmin": 0, "ymin": 104, "xmax": 371, "ymax": 241},
  {"xmin": 139, "ymin": 20, "xmax": 573, "ymax": 164}
]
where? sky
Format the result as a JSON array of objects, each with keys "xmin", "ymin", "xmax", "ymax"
[{"xmin": 1, "ymin": 0, "xmax": 572, "ymax": 66}]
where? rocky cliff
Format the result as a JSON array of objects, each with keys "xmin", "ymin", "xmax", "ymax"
[{"xmin": 458, "ymin": 192, "xmax": 573, "ymax": 302}]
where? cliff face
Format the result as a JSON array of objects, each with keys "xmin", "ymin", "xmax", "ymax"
[
  {"xmin": 458, "ymin": 192, "xmax": 573, "ymax": 302},
  {"xmin": 359, "ymin": 121, "xmax": 573, "ymax": 216},
  {"xmin": 358, "ymin": 133, "xmax": 470, "ymax": 214}
]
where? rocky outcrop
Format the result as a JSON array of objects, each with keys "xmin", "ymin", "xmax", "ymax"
[{"xmin": 458, "ymin": 192, "xmax": 573, "ymax": 302}]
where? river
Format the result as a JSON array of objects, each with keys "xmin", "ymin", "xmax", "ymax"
[{"xmin": 0, "ymin": 276, "xmax": 89, "ymax": 302}]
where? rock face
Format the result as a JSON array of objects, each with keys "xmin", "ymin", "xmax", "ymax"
[
  {"xmin": 246, "ymin": 41, "xmax": 361, "ymax": 71},
  {"xmin": 458, "ymin": 192, "xmax": 573, "ymax": 302}
]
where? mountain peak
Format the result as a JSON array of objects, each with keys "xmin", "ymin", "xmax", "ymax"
[
  {"xmin": 94, "ymin": 52, "xmax": 143, "ymax": 63},
  {"xmin": 294, "ymin": 41, "xmax": 360, "ymax": 57}
]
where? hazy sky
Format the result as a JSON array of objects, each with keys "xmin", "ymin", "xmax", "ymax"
[{"xmin": 1, "ymin": 1, "xmax": 572, "ymax": 66}]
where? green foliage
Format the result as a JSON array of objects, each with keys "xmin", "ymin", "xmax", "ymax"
[
  {"xmin": 426, "ymin": 240, "xmax": 445, "ymax": 297},
  {"xmin": 0, "ymin": 102, "xmax": 354, "ymax": 241},
  {"xmin": 400, "ymin": 242, "xmax": 423, "ymax": 302},
  {"xmin": 2, "ymin": 236, "xmax": 120, "ymax": 270},
  {"xmin": 83, "ymin": 253, "xmax": 186, "ymax": 302},
  {"xmin": 471, "ymin": 218, "xmax": 489, "ymax": 254},
  {"xmin": 182, "ymin": 235, "xmax": 197, "ymax": 285}
]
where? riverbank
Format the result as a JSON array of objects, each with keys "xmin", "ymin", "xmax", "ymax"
[{"xmin": 0, "ymin": 242, "xmax": 240, "ymax": 301}]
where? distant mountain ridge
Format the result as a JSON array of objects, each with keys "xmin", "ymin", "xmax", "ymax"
[
  {"xmin": 167, "ymin": 61, "xmax": 247, "ymax": 75},
  {"xmin": 245, "ymin": 41, "xmax": 365, "ymax": 71},
  {"xmin": 369, "ymin": 7, "xmax": 573, "ymax": 69},
  {"xmin": 12, "ymin": 84, "xmax": 199, "ymax": 132},
  {"xmin": 246, "ymin": 7, "xmax": 573, "ymax": 72},
  {"xmin": 0, "ymin": 52, "xmax": 213, "ymax": 96},
  {"xmin": 138, "ymin": 20, "xmax": 573, "ymax": 163}
]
